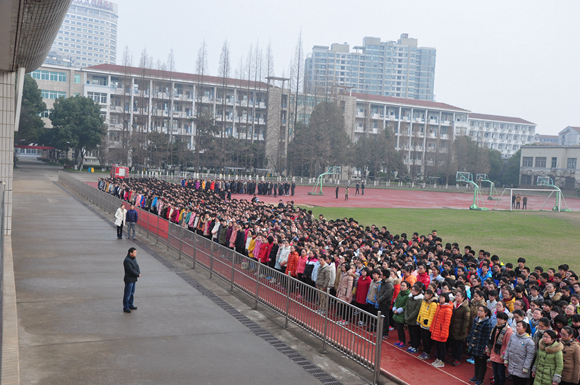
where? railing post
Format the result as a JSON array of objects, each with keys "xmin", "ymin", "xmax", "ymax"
[
  {"xmin": 229, "ymin": 249, "xmax": 235, "ymax": 293},
  {"xmin": 322, "ymin": 288, "xmax": 330, "ymax": 354},
  {"xmin": 155, "ymin": 215, "xmax": 159, "ymax": 244},
  {"xmin": 254, "ymin": 262, "xmax": 261, "ymax": 310},
  {"xmin": 192, "ymin": 234, "xmax": 197, "ymax": 269},
  {"xmin": 373, "ymin": 311, "xmax": 384, "ymax": 385},
  {"xmin": 209, "ymin": 241, "xmax": 214, "ymax": 279},
  {"xmin": 284, "ymin": 276, "xmax": 291, "ymax": 329},
  {"xmin": 178, "ymin": 226, "xmax": 183, "ymax": 259}
]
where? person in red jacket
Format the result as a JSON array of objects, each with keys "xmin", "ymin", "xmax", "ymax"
[
  {"xmin": 286, "ymin": 246, "xmax": 299, "ymax": 278},
  {"xmin": 430, "ymin": 293, "xmax": 454, "ymax": 368},
  {"xmin": 259, "ymin": 237, "xmax": 273, "ymax": 265},
  {"xmin": 354, "ymin": 268, "xmax": 372, "ymax": 317},
  {"xmin": 416, "ymin": 263, "xmax": 431, "ymax": 289}
]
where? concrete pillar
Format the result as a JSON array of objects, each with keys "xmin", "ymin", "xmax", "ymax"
[{"xmin": 0, "ymin": 71, "xmax": 15, "ymax": 235}]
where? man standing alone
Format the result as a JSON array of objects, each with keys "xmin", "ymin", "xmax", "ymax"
[
  {"xmin": 335, "ymin": 184, "xmax": 339, "ymax": 199},
  {"xmin": 123, "ymin": 247, "xmax": 140, "ymax": 313},
  {"xmin": 126, "ymin": 205, "xmax": 138, "ymax": 240}
]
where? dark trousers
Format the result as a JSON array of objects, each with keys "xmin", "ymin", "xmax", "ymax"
[
  {"xmin": 395, "ymin": 322, "xmax": 406, "ymax": 344},
  {"xmin": 449, "ymin": 338, "xmax": 463, "ymax": 361},
  {"xmin": 473, "ymin": 355, "xmax": 487, "ymax": 382},
  {"xmin": 123, "ymin": 281, "xmax": 135, "ymax": 310},
  {"xmin": 408, "ymin": 324, "xmax": 421, "ymax": 349},
  {"xmin": 420, "ymin": 327, "xmax": 432, "ymax": 355},
  {"xmin": 116, "ymin": 224, "xmax": 123, "ymax": 238},
  {"xmin": 435, "ymin": 340, "xmax": 447, "ymax": 361},
  {"xmin": 492, "ymin": 361, "xmax": 506, "ymax": 385},
  {"xmin": 378, "ymin": 303, "xmax": 391, "ymax": 336},
  {"xmin": 511, "ymin": 376, "xmax": 528, "ymax": 385}
]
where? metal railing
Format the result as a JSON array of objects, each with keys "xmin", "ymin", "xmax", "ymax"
[
  {"xmin": 0, "ymin": 181, "xmax": 5, "ymax": 382},
  {"xmin": 58, "ymin": 172, "xmax": 384, "ymax": 384}
]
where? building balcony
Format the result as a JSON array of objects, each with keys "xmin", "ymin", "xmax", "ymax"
[
  {"xmin": 441, "ymin": 120, "xmax": 450, "ymax": 126},
  {"xmin": 402, "ymin": 116, "xmax": 410, "ymax": 122},
  {"xmin": 429, "ymin": 119, "xmax": 438, "ymax": 124},
  {"xmin": 414, "ymin": 117, "xmax": 424, "ymax": 123},
  {"xmin": 356, "ymin": 112, "xmax": 365, "ymax": 118},
  {"xmin": 354, "ymin": 127, "xmax": 364, "ymax": 133}
]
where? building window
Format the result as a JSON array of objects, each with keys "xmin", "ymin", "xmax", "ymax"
[
  {"xmin": 551, "ymin": 157, "xmax": 557, "ymax": 168},
  {"xmin": 520, "ymin": 175, "xmax": 532, "ymax": 185},
  {"xmin": 88, "ymin": 91, "xmax": 107, "ymax": 104},
  {"xmin": 31, "ymin": 70, "xmax": 67, "ymax": 82},
  {"xmin": 535, "ymin": 157, "xmax": 546, "ymax": 168},
  {"xmin": 74, "ymin": 74, "xmax": 81, "ymax": 84},
  {"xmin": 567, "ymin": 158, "xmax": 577, "ymax": 169},
  {"xmin": 41, "ymin": 90, "xmax": 66, "ymax": 99},
  {"xmin": 522, "ymin": 157, "xmax": 533, "ymax": 167}
]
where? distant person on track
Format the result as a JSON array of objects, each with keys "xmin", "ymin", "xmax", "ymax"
[
  {"xmin": 335, "ymin": 184, "xmax": 339, "ymax": 199},
  {"xmin": 512, "ymin": 193, "xmax": 516, "ymax": 209},
  {"xmin": 523, "ymin": 196, "xmax": 528, "ymax": 210},
  {"xmin": 126, "ymin": 205, "xmax": 138, "ymax": 240},
  {"xmin": 345, "ymin": 186, "xmax": 349, "ymax": 201},
  {"xmin": 355, "ymin": 182, "xmax": 360, "ymax": 195},
  {"xmin": 114, "ymin": 203, "xmax": 126, "ymax": 239},
  {"xmin": 516, "ymin": 194, "xmax": 521, "ymax": 209},
  {"xmin": 361, "ymin": 181, "xmax": 365, "ymax": 195},
  {"xmin": 291, "ymin": 181, "xmax": 296, "ymax": 196},
  {"xmin": 123, "ymin": 247, "xmax": 140, "ymax": 313}
]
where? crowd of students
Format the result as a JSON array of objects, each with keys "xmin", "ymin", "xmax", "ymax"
[{"xmin": 99, "ymin": 177, "xmax": 580, "ymax": 385}]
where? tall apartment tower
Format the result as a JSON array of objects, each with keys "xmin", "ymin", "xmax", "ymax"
[
  {"xmin": 305, "ymin": 34, "xmax": 436, "ymax": 101},
  {"xmin": 45, "ymin": 0, "xmax": 118, "ymax": 68}
]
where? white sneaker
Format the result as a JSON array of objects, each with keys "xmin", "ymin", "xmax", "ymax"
[
  {"xmin": 431, "ymin": 359, "xmax": 441, "ymax": 366},
  {"xmin": 433, "ymin": 361, "xmax": 445, "ymax": 368}
]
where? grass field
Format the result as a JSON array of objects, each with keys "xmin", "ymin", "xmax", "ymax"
[{"xmin": 308, "ymin": 207, "xmax": 580, "ymax": 272}]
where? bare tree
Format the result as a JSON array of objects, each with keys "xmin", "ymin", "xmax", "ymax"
[
  {"xmin": 193, "ymin": 40, "xmax": 208, "ymax": 171},
  {"xmin": 119, "ymin": 45, "xmax": 132, "ymax": 165},
  {"xmin": 217, "ymin": 40, "xmax": 231, "ymax": 168},
  {"xmin": 166, "ymin": 49, "xmax": 176, "ymax": 168}
]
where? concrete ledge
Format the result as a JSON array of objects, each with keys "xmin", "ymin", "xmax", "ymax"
[{"xmin": 2, "ymin": 235, "xmax": 19, "ymax": 385}]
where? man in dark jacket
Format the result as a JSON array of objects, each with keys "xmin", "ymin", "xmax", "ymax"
[
  {"xmin": 377, "ymin": 269, "xmax": 394, "ymax": 339},
  {"xmin": 123, "ymin": 247, "xmax": 141, "ymax": 313},
  {"xmin": 126, "ymin": 205, "xmax": 139, "ymax": 240}
]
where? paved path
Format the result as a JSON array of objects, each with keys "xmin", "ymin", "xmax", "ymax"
[{"xmin": 12, "ymin": 159, "xmax": 337, "ymax": 385}]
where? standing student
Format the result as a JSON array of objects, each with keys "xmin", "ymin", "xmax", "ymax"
[
  {"xmin": 405, "ymin": 284, "xmax": 424, "ymax": 353},
  {"xmin": 393, "ymin": 281, "xmax": 411, "ymax": 348},
  {"xmin": 489, "ymin": 311, "xmax": 513, "ymax": 385},
  {"xmin": 448, "ymin": 290, "xmax": 471, "ymax": 366},
  {"xmin": 466, "ymin": 305, "xmax": 493, "ymax": 385},
  {"xmin": 417, "ymin": 289, "xmax": 438, "ymax": 360},
  {"xmin": 504, "ymin": 321, "xmax": 535, "ymax": 385},
  {"xmin": 114, "ymin": 203, "xmax": 126, "ymax": 239},
  {"xmin": 559, "ymin": 326, "xmax": 580, "ymax": 385},
  {"xmin": 344, "ymin": 186, "xmax": 349, "ymax": 201},
  {"xmin": 430, "ymin": 293, "xmax": 454, "ymax": 368},
  {"xmin": 335, "ymin": 184, "xmax": 339, "ymax": 199},
  {"xmin": 532, "ymin": 330, "xmax": 564, "ymax": 385},
  {"xmin": 376, "ymin": 268, "xmax": 394, "ymax": 339},
  {"xmin": 361, "ymin": 181, "xmax": 365, "ymax": 195}
]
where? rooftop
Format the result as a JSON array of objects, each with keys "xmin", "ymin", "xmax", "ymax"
[
  {"xmin": 85, "ymin": 64, "xmax": 269, "ymax": 89},
  {"xmin": 347, "ymin": 92, "xmax": 469, "ymax": 112},
  {"xmin": 468, "ymin": 113, "xmax": 535, "ymax": 125}
]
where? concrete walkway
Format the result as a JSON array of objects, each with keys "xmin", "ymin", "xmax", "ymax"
[{"xmin": 12, "ymin": 158, "xmax": 337, "ymax": 385}]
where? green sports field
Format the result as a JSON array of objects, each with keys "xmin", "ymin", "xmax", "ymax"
[{"xmin": 309, "ymin": 207, "xmax": 580, "ymax": 272}]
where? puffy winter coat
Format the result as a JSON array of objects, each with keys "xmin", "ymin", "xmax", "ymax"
[
  {"xmin": 532, "ymin": 340, "xmax": 563, "ymax": 385},
  {"xmin": 449, "ymin": 299, "xmax": 471, "ymax": 341},
  {"xmin": 467, "ymin": 316, "xmax": 493, "ymax": 357},
  {"xmin": 355, "ymin": 276, "xmax": 371, "ymax": 304},
  {"xmin": 505, "ymin": 332, "xmax": 535, "ymax": 378},
  {"xmin": 561, "ymin": 338, "xmax": 580, "ymax": 384},
  {"xmin": 417, "ymin": 296, "xmax": 438, "ymax": 330},
  {"xmin": 431, "ymin": 303, "xmax": 453, "ymax": 342},
  {"xmin": 404, "ymin": 293, "xmax": 424, "ymax": 326},
  {"xmin": 392, "ymin": 288, "xmax": 411, "ymax": 324},
  {"xmin": 336, "ymin": 272, "xmax": 354, "ymax": 303},
  {"xmin": 376, "ymin": 277, "xmax": 394, "ymax": 310},
  {"xmin": 469, "ymin": 298, "xmax": 487, "ymax": 330}
]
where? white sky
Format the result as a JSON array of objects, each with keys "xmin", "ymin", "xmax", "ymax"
[{"xmin": 115, "ymin": 0, "xmax": 580, "ymax": 135}]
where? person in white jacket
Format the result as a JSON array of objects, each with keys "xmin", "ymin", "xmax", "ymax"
[{"xmin": 114, "ymin": 204, "xmax": 126, "ymax": 239}]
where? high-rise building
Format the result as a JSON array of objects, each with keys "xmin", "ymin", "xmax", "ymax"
[
  {"xmin": 304, "ymin": 34, "xmax": 436, "ymax": 101},
  {"xmin": 46, "ymin": 0, "xmax": 118, "ymax": 68}
]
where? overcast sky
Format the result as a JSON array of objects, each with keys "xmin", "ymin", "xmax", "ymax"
[{"xmin": 115, "ymin": 0, "xmax": 579, "ymax": 135}]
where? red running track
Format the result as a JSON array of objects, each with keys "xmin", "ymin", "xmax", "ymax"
[{"xmin": 90, "ymin": 181, "xmax": 580, "ymax": 210}]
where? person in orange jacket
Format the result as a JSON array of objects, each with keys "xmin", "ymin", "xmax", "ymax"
[
  {"xmin": 430, "ymin": 293, "xmax": 454, "ymax": 368},
  {"xmin": 286, "ymin": 245, "xmax": 299, "ymax": 278}
]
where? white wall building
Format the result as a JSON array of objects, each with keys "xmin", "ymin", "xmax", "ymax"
[
  {"xmin": 467, "ymin": 113, "xmax": 536, "ymax": 159},
  {"xmin": 46, "ymin": 0, "xmax": 118, "ymax": 67},
  {"xmin": 558, "ymin": 126, "xmax": 580, "ymax": 146},
  {"xmin": 520, "ymin": 146, "xmax": 580, "ymax": 189}
]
